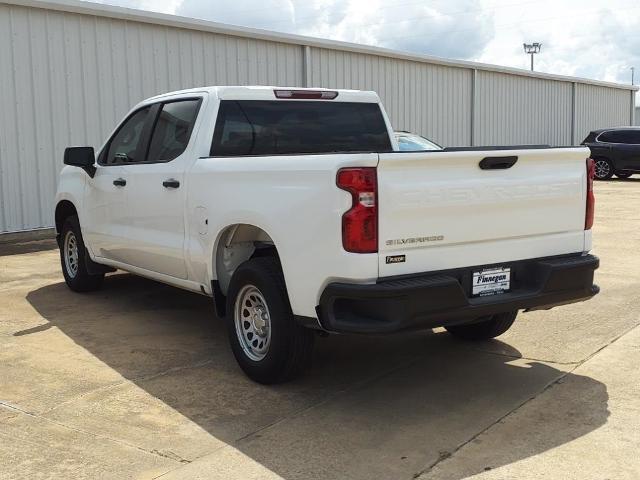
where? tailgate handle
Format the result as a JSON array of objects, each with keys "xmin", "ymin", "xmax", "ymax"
[
  {"xmin": 162, "ymin": 179, "xmax": 180, "ymax": 189},
  {"xmin": 479, "ymin": 156, "xmax": 518, "ymax": 170}
]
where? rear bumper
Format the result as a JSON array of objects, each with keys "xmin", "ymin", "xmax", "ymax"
[{"xmin": 317, "ymin": 253, "xmax": 599, "ymax": 334}]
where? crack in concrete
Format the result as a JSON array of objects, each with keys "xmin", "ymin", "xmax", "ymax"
[
  {"xmin": 0, "ymin": 399, "xmax": 191, "ymax": 465},
  {"xmin": 0, "ymin": 359, "xmax": 219, "ymax": 466},
  {"xmin": 150, "ymin": 449, "xmax": 191, "ymax": 464},
  {"xmin": 38, "ymin": 357, "xmax": 215, "ymax": 416},
  {"xmin": 0, "ymin": 399, "xmax": 37, "ymax": 416},
  {"xmin": 411, "ymin": 322, "xmax": 640, "ymax": 479},
  {"xmin": 467, "ymin": 348, "xmax": 582, "ymax": 366}
]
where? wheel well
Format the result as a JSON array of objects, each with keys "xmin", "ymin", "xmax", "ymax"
[
  {"xmin": 212, "ymin": 224, "xmax": 279, "ymax": 317},
  {"xmin": 55, "ymin": 200, "xmax": 77, "ymax": 235}
]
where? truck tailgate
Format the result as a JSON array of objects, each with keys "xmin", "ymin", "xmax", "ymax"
[{"xmin": 377, "ymin": 148, "xmax": 590, "ymax": 277}]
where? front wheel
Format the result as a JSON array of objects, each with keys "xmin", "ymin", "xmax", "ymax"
[
  {"xmin": 226, "ymin": 257, "xmax": 315, "ymax": 384},
  {"xmin": 593, "ymin": 158, "xmax": 614, "ymax": 180},
  {"xmin": 59, "ymin": 216, "xmax": 104, "ymax": 292},
  {"xmin": 445, "ymin": 311, "xmax": 518, "ymax": 340}
]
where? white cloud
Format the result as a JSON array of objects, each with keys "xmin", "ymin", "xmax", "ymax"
[
  {"xmin": 176, "ymin": 0, "xmax": 495, "ymax": 59},
  {"xmin": 89, "ymin": 0, "xmax": 640, "ymax": 87},
  {"xmin": 474, "ymin": 0, "xmax": 640, "ymax": 85}
]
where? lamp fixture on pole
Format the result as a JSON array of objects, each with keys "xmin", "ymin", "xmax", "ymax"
[{"xmin": 523, "ymin": 42, "xmax": 542, "ymax": 71}]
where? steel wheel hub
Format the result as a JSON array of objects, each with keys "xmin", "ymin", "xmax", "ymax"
[
  {"xmin": 234, "ymin": 285, "xmax": 272, "ymax": 361},
  {"xmin": 63, "ymin": 230, "xmax": 79, "ymax": 278}
]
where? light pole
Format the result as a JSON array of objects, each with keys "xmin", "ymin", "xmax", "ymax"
[
  {"xmin": 523, "ymin": 43, "xmax": 542, "ymax": 71},
  {"xmin": 632, "ymin": 67, "xmax": 635, "ymax": 85}
]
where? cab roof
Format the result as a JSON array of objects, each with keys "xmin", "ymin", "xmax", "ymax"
[{"xmin": 144, "ymin": 86, "xmax": 381, "ymax": 104}]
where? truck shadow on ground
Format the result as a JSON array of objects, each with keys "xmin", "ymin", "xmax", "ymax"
[{"xmin": 24, "ymin": 272, "xmax": 609, "ymax": 480}]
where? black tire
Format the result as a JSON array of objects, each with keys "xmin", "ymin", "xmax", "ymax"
[
  {"xmin": 59, "ymin": 216, "xmax": 104, "ymax": 292},
  {"xmin": 225, "ymin": 257, "xmax": 315, "ymax": 384},
  {"xmin": 615, "ymin": 172, "xmax": 633, "ymax": 179},
  {"xmin": 593, "ymin": 158, "xmax": 614, "ymax": 180},
  {"xmin": 445, "ymin": 311, "xmax": 518, "ymax": 340}
]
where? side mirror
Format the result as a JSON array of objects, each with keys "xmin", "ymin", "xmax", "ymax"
[{"xmin": 64, "ymin": 147, "xmax": 96, "ymax": 177}]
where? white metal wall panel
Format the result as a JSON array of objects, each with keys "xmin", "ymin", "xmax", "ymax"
[
  {"xmin": 309, "ymin": 47, "xmax": 472, "ymax": 147},
  {"xmin": 0, "ymin": 3, "xmax": 303, "ymax": 233},
  {"xmin": 575, "ymin": 84, "xmax": 632, "ymax": 141},
  {"xmin": 475, "ymin": 71, "xmax": 573, "ymax": 146},
  {"xmin": 0, "ymin": 1, "xmax": 635, "ymax": 233}
]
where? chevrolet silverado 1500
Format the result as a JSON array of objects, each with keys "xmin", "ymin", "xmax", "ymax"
[{"xmin": 55, "ymin": 86, "xmax": 599, "ymax": 383}]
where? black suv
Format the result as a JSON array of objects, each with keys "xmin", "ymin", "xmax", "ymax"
[{"xmin": 582, "ymin": 127, "xmax": 640, "ymax": 180}]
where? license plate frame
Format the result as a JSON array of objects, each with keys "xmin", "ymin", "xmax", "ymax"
[{"xmin": 471, "ymin": 266, "xmax": 511, "ymax": 297}]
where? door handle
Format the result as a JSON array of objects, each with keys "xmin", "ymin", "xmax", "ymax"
[
  {"xmin": 479, "ymin": 156, "xmax": 518, "ymax": 170},
  {"xmin": 113, "ymin": 178, "xmax": 126, "ymax": 187},
  {"xmin": 163, "ymin": 179, "xmax": 180, "ymax": 189}
]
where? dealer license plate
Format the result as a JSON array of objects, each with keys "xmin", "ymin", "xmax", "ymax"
[{"xmin": 472, "ymin": 267, "xmax": 511, "ymax": 297}]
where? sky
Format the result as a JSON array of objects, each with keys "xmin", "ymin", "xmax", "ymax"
[{"xmin": 90, "ymin": 0, "xmax": 640, "ymax": 86}]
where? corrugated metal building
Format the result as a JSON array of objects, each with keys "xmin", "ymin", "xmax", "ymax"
[{"xmin": 1, "ymin": 0, "xmax": 637, "ymax": 234}]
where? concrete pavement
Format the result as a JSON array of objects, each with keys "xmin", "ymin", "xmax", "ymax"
[{"xmin": 1, "ymin": 179, "xmax": 639, "ymax": 479}]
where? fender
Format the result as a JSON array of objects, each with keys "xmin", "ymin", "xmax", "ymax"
[{"xmin": 56, "ymin": 168, "xmax": 115, "ymax": 274}]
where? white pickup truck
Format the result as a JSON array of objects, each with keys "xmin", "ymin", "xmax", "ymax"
[{"xmin": 56, "ymin": 86, "xmax": 599, "ymax": 383}]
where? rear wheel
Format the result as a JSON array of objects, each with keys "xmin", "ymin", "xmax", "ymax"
[
  {"xmin": 593, "ymin": 158, "xmax": 614, "ymax": 180},
  {"xmin": 59, "ymin": 216, "xmax": 104, "ymax": 292},
  {"xmin": 445, "ymin": 311, "xmax": 517, "ymax": 340},
  {"xmin": 226, "ymin": 257, "xmax": 315, "ymax": 384},
  {"xmin": 615, "ymin": 172, "xmax": 633, "ymax": 179}
]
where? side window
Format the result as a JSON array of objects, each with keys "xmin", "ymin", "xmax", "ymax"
[
  {"xmin": 103, "ymin": 107, "xmax": 151, "ymax": 165},
  {"xmin": 598, "ymin": 130, "xmax": 639, "ymax": 144},
  {"xmin": 211, "ymin": 102, "xmax": 258, "ymax": 156},
  {"xmin": 147, "ymin": 99, "xmax": 201, "ymax": 162},
  {"xmin": 623, "ymin": 130, "xmax": 640, "ymax": 144},
  {"xmin": 597, "ymin": 131, "xmax": 615, "ymax": 143}
]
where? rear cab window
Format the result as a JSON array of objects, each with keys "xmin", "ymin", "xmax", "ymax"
[{"xmin": 210, "ymin": 100, "xmax": 392, "ymax": 156}]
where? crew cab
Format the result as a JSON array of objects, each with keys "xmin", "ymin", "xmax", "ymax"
[{"xmin": 56, "ymin": 86, "xmax": 599, "ymax": 383}]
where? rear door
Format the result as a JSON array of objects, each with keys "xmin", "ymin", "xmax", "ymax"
[
  {"xmin": 597, "ymin": 130, "xmax": 640, "ymax": 170},
  {"xmin": 611, "ymin": 130, "xmax": 640, "ymax": 170},
  {"xmin": 377, "ymin": 148, "xmax": 589, "ymax": 277}
]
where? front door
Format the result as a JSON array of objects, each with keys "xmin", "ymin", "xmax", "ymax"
[{"xmin": 83, "ymin": 106, "xmax": 152, "ymax": 261}]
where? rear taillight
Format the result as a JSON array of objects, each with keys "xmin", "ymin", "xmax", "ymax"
[
  {"xmin": 585, "ymin": 158, "xmax": 595, "ymax": 230},
  {"xmin": 337, "ymin": 167, "xmax": 378, "ymax": 253}
]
